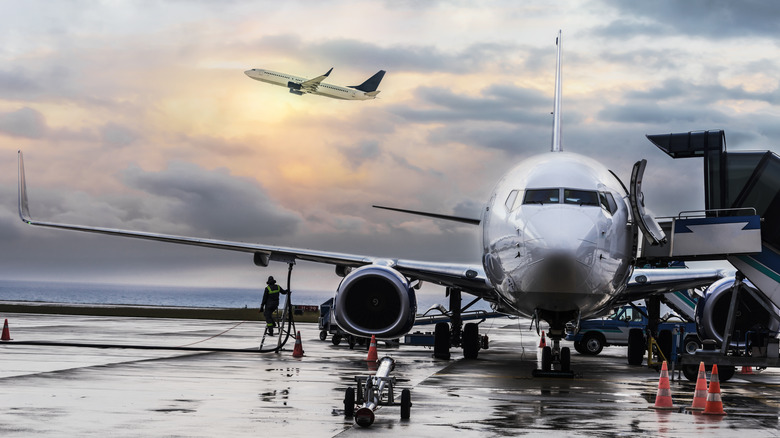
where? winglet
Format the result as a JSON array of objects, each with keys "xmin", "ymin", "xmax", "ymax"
[
  {"xmin": 324, "ymin": 67, "xmax": 333, "ymax": 77},
  {"xmin": 551, "ymin": 30, "xmax": 563, "ymax": 152},
  {"xmin": 17, "ymin": 150, "xmax": 32, "ymax": 223}
]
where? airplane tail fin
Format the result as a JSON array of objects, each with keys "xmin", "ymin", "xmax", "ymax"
[
  {"xmin": 17, "ymin": 150, "xmax": 32, "ymax": 223},
  {"xmin": 551, "ymin": 30, "xmax": 562, "ymax": 152},
  {"xmin": 349, "ymin": 70, "xmax": 386, "ymax": 92}
]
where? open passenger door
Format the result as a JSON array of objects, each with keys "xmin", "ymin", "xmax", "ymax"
[{"xmin": 630, "ymin": 159, "xmax": 667, "ymax": 245}]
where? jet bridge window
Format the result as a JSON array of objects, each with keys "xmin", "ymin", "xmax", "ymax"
[
  {"xmin": 563, "ymin": 189, "xmax": 599, "ymax": 206},
  {"xmin": 523, "ymin": 189, "xmax": 560, "ymax": 205}
]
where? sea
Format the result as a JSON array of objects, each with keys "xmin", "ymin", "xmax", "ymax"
[{"xmin": 0, "ymin": 279, "xmax": 490, "ymax": 312}]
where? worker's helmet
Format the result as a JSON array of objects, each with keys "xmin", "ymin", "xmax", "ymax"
[{"xmin": 267, "ymin": 276, "xmax": 276, "ymax": 285}]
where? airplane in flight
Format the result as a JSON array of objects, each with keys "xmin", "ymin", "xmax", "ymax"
[
  {"xmin": 18, "ymin": 31, "xmax": 725, "ymax": 372},
  {"xmin": 244, "ymin": 67, "xmax": 385, "ymax": 100}
]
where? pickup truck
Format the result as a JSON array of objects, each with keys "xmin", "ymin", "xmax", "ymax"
[{"xmin": 565, "ymin": 305, "xmax": 700, "ymax": 356}]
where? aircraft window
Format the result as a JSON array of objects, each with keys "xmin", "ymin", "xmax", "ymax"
[
  {"xmin": 505, "ymin": 190, "xmax": 519, "ymax": 211},
  {"xmin": 563, "ymin": 189, "xmax": 599, "ymax": 206},
  {"xmin": 600, "ymin": 192, "xmax": 618, "ymax": 214},
  {"xmin": 523, "ymin": 189, "xmax": 559, "ymax": 205}
]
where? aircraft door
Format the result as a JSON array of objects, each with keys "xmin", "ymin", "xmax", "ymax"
[{"xmin": 629, "ymin": 159, "xmax": 667, "ymax": 245}]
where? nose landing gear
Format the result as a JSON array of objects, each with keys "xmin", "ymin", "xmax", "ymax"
[{"xmin": 534, "ymin": 331, "xmax": 574, "ymax": 378}]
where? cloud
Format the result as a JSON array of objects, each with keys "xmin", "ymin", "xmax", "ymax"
[
  {"xmin": 596, "ymin": 0, "xmax": 780, "ymax": 39},
  {"xmin": 100, "ymin": 122, "xmax": 140, "ymax": 148},
  {"xmin": 0, "ymin": 107, "xmax": 48, "ymax": 138},
  {"xmin": 122, "ymin": 162, "xmax": 302, "ymax": 239}
]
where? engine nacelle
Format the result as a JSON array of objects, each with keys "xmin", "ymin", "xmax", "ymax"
[
  {"xmin": 333, "ymin": 265, "xmax": 416, "ymax": 340},
  {"xmin": 287, "ymin": 81, "xmax": 302, "ymax": 90},
  {"xmin": 695, "ymin": 276, "xmax": 779, "ymax": 347}
]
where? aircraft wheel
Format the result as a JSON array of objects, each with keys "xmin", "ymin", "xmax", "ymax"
[
  {"xmin": 463, "ymin": 323, "xmax": 480, "ymax": 359},
  {"xmin": 541, "ymin": 346, "xmax": 552, "ymax": 371},
  {"xmin": 561, "ymin": 347, "xmax": 571, "ymax": 372},
  {"xmin": 344, "ymin": 387, "xmax": 355, "ymax": 417},
  {"xmin": 400, "ymin": 389, "xmax": 412, "ymax": 420},
  {"xmin": 573, "ymin": 341, "xmax": 586, "ymax": 355},
  {"xmin": 627, "ymin": 329, "xmax": 645, "ymax": 365},
  {"xmin": 332, "ymin": 334, "xmax": 342, "ymax": 346},
  {"xmin": 434, "ymin": 322, "xmax": 451, "ymax": 360},
  {"xmin": 582, "ymin": 332, "xmax": 604, "ymax": 355},
  {"xmin": 319, "ymin": 330, "xmax": 327, "ymax": 341}
]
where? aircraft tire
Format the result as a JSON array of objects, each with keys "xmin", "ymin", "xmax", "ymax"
[
  {"xmin": 627, "ymin": 329, "xmax": 645, "ymax": 365},
  {"xmin": 400, "ymin": 389, "xmax": 412, "ymax": 420},
  {"xmin": 344, "ymin": 387, "xmax": 355, "ymax": 417},
  {"xmin": 541, "ymin": 346, "xmax": 552, "ymax": 371},
  {"xmin": 463, "ymin": 323, "xmax": 479, "ymax": 359},
  {"xmin": 561, "ymin": 347, "xmax": 571, "ymax": 372},
  {"xmin": 434, "ymin": 322, "xmax": 451, "ymax": 360},
  {"xmin": 582, "ymin": 332, "xmax": 604, "ymax": 355}
]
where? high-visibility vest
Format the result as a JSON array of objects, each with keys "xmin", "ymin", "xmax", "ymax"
[{"xmin": 266, "ymin": 284, "xmax": 281, "ymax": 295}]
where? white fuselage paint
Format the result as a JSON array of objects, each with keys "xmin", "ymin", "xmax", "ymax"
[
  {"xmin": 481, "ymin": 151, "xmax": 635, "ymax": 322},
  {"xmin": 244, "ymin": 69, "xmax": 375, "ymax": 101}
]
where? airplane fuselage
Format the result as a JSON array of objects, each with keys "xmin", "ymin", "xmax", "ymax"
[
  {"xmin": 244, "ymin": 69, "xmax": 377, "ymax": 101},
  {"xmin": 482, "ymin": 151, "xmax": 635, "ymax": 327}
]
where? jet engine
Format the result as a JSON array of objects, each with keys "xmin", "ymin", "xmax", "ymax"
[
  {"xmin": 695, "ymin": 276, "xmax": 780, "ymax": 347},
  {"xmin": 333, "ymin": 265, "xmax": 417, "ymax": 339}
]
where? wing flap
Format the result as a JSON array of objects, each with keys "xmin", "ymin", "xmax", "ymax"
[{"xmin": 300, "ymin": 68, "xmax": 332, "ymax": 93}]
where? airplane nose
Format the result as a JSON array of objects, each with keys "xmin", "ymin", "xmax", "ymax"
[
  {"xmin": 521, "ymin": 208, "xmax": 600, "ymax": 291},
  {"xmin": 244, "ymin": 70, "xmax": 254, "ymax": 77},
  {"xmin": 523, "ymin": 208, "xmax": 599, "ymax": 260}
]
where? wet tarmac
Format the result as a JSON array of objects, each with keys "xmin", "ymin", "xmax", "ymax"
[{"xmin": 1, "ymin": 312, "xmax": 779, "ymax": 437}]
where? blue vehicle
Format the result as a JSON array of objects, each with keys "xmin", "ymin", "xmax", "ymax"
[{"xmin": 566, "ymin": 305, "xmax": 700, "ymax": 356}]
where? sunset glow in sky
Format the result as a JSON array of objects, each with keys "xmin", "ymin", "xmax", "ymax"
[{"xmin": 2, "ymin": 1, "xmax": 779, "ymax": 292}]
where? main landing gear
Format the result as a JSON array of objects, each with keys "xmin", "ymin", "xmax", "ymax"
[{"xmin": 432, "ymin": 288, "xmax": 489, "ymax": 360}]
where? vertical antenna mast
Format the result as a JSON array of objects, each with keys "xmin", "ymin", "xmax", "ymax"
[{"xmin": 551, "ymin": 30, "xmax": 563, "ymax": 152}]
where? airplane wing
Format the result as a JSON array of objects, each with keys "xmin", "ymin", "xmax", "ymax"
[
  {"xmin": 299, "ymin": 68, "xmax": 332, "ymax": 93},
  {"xmin": 618, "ymin": 267, "xmax": 732, "ymax": 303},
  {"xmin": 17, "ymin": 151, "xmax": 493, "ymax": 298}
]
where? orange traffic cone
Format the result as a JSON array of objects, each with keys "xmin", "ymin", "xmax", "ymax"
[
  {"xmin": 292, "ymin": 331, "xmax": 304, "ymax": 358},
  {"xmin": 703, "ymin": 364, "xmax": 727, "ymax": 415},
  {"xmin": 1, "ymin": 319, "xmax": 11, "ymax": 341},
  {"xmin": 539, "ymin": 331, "xmax": 547, "ymax": 348},
  {"xmin": 740, "ymin": 366, "xmax": 754, "ymax": 375},
  {"xmin": 652, "ymin": 361, "xmax": 676, "ymax": 410},
  {"xmin": 688, "ymin": 362, "xmax": 708, "ymax": 411},
  {"xmin": 366, "ymin": 335, "xmax": 378, "ymax": 362}
]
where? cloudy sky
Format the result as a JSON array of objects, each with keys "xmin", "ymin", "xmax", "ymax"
[{"xmin": 1, "ymin": 0, "xmax": 779, "ymax": 294}]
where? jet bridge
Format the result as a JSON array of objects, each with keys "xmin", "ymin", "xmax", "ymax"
[{"xmin": 643, "ymin": 130, "xmax": 780, "ymax": 309}]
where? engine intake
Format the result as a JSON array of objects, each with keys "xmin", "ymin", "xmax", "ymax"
[
  {"xmin": 695, "ymin": 276, "xmax": 779, "ymax": 347},
  {"xmin": 333, "ymin": 265, "xmax": 416, "ymax": 339}
]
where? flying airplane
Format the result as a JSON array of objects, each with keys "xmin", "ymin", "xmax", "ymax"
[
  {"xmin": 17, "ymin": 31, "xmax": 726, "ymax": 372},
  {"xmin": 244, "ymin": 67, "xmax": 385, "ymax": 100}
]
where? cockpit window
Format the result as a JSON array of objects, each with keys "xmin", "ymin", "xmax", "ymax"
[
  {"xmin": 563, "ymin": 189, "xmax": 599, "ymax": 206},
  {"xmin": 505, "ymin": 190, "xmax": 519, "ymax": 211},
  {"xmin": 523, "ymin": 189, "xmax": 560, "ymax": 205},
  {"xmin": 600, "ymin": 192, "xmax": 618, "ymax": 214}
]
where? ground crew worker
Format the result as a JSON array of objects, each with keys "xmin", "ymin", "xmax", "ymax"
[{"xmin": 260, "ymin": 276, "xmax": 287, "ymax": 335}]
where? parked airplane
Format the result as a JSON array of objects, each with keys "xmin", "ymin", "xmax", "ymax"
[
  {"xmin": 18, "ymin": 31, "xmax": 725, "ymax": 371},
  {"xmin": 244, "ymin": 67, "xmax": 385, "ymax": 100}
]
